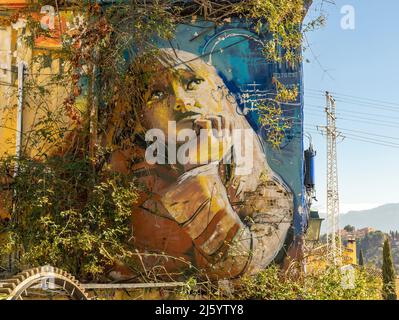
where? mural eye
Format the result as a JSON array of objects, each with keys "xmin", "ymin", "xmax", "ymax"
[
  {"xmin": 187, "ymin": 78, "xmax": 204, "ymax": 91},
  {"xmin": 150, "ymin": 90, "xmax": 165, "ymax": 101}
]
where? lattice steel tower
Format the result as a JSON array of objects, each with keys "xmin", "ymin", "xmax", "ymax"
[{"xmin": 325, "ymin": 92, "xmax": 342, "ymax": 264}]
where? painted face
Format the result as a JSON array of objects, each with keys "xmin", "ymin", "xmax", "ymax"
[{"xmin": 142, "ymin": 49, "xmax": 235, "ymax": 142}]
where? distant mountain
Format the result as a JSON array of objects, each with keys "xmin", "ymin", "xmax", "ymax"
[
  {"xmin": 317, "ymin": 204, "xmax": 399, "ymax": 272},
  {"xmin": 339, "ymin": 204, "xmax": 399, "ymax": 233},
  {"xmin": 320, "ymin": 203, "xmax": 399, "ymax": 234}
]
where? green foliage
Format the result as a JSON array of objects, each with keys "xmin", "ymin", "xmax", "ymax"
[
  {"xmin": 0, "ymin": 155, "xmax": 139, "ymax": 281},
  {"xmin": 176, "ymin": 264, "xmax": 382, "ymax": 300},
  {"xmin": 382, "ymin": 239, "xmax": 397, "ymax": 300},
  {"xmin": 359, "ymin": 248, "xmax": 364, "ymax": 267},
  {"xmin": 235, "ymin": 0, "xmax": 307, "ymax": 66},
  {"xmin": 236, "ymin": 264, "xmax": 382, "ymax": 300},
  {"xmin": 257, "ymin": 79, "xmax": 298, "ymax": 148},
  {"xmin": 258, "ymin": 104, "xmax": 292, "ymax": 148},
  {"xmin": 357, "ymin": 230, "xmax": 399, "ymax": 273},
  {"xmin": 344, "ymin": 225, "xmax": 355, "ymax": 232}
]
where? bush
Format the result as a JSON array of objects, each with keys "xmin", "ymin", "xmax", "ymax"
[
  {"xmin": 235, "ymin": 264, "xmax": 382, "ymax": 300},
  {"xmin": 0, "ymin": 155, "xmax": 139, "ymax": 281}
]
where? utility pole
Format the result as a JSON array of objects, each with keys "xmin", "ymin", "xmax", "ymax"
[
  {"xmin": 9, "ymin": 61, "xmax": 25, "ymax": 273},
  {"xmin": 318, "ymin": 92, "xmax": 344, "ymax": 264},
  {"xmin": 14, "ymin": 61, "xmax": 25, "ymax": 176}
]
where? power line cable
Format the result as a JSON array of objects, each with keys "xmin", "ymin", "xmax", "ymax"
[
  {"xmin": 305, "ymin": 123, "xmax": 399, "ymax": 141},
  {"xmin": 305, "ymin": 108, "xmax": 399, "ymax": 126},
  {"xmin": 305, "ymin": 92, "xmax": 399, "ymax": 113},
  {"xmin": 307, "ymin": 126, "xmax": 399, "ymax": 146},
  {"xmin": 305, "ymin": 128, "xmax": 399, "ymax": 149},
  {"xmin": 305, "ymin": 113, "xmax": 399, "ymax": 129},
  {"xmin": 305, "ymin": 124, "xmax": 399, "ymax": 145},
  {"xmin": 305, "ymin": 103, "xmax": 399, "ymax": 121},
  {"xmin": 306, "ymin": 88, "xmax": 399, "ymax": 108},
  {"xmin": 336, "ymin": 127, "xmax": 399, "ymax": 141}
]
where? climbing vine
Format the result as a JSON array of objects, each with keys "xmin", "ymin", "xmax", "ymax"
[{"xmin": 258, "ymin": 78, "xmax": 299, "ymax": 148}]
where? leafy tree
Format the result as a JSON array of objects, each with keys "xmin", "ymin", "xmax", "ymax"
[
  {"xmin": 382, "ymin": 239, "xmax": 397, "ymax": 300},
  {"xmin": 359, "ymin": 248, "xmax": 365, "ymax": 266},
  {"xmin": 344, "ymin": 225, "xmax": 355, "ymax": 232}
]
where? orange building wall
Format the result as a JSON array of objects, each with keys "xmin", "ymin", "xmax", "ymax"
[{"xmin": 343, "ymin": 240, "xmax": 357, "ymax": 265}]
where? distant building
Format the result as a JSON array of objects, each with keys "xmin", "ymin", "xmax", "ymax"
[
  {"xmin": 341, "ymin": 227, "xmax": 376, "ymax": 240},
  {"xmin": 342, "ymin": 237, "xmax": 357, "ymax": 265},
  {"xmin": 305, "ymin": 237, "xmax": 357, "ymax": 274},
  {"xmin": 356, "ymin": 227, "xmax": 376, "ymax": 238}
]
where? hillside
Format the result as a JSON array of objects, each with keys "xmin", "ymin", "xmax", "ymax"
[
  {"xmin": 340, "ymin": 204, "xmax": 399, "ymax": 232},
  {"xmin": 318, "ymin": 203, "xmax": 399, "ymax": 272},
  {"xmin": 320, "ymin": 204, "xmax": 399, "ymax": 234},
  {"xmin": 356, "ymin": 230, "xmax": 399, "ymax": 273}
]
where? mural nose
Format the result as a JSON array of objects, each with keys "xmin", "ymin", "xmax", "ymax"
[
  {"xmin": 174, "ymin": 85, "xmax": 197, "ymax": 112},
  {"xmin": 174, "ymin": 99, "xmax": 192, "ymax": 113}
]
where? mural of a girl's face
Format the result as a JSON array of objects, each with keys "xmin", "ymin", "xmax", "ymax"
[
  {"xmin": 140, "ymin": 49, "xmax": 242, "ymax": 165},
  {"xmin": 142, "ymin": 49, "xmax": 236, "ymax": 141}
]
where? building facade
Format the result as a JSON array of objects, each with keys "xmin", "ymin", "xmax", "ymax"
[{"xmin": 0, "ymin": 1, "xmax": 310, "ymax": 279}]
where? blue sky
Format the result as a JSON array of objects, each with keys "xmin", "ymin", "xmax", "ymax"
[{"xmin": 303, "ymin": 0, "xmax": 399, "ymax": 216}]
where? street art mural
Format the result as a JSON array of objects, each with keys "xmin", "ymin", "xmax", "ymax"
[
  {"xmin": 103, "ymin": 48, "xmax": 292, "ymax": 279},
  {"xmin": 0, "ymin": 3, "xmax": 305, "ymax": 280},
  {"xmin": 102, "ymin": 22, "xmax": 305, "ymax": 279}
]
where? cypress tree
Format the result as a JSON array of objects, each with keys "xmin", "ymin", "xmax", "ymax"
[
  {"xmin": 358, "ymin": 248, "xmax": 364, "ymax": 267},
  {"xmin": 382, "ymin": 239, "xmax": 397, "ymax": 300}
]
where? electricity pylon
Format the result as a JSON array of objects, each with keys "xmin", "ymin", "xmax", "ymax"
[{"xmin": 318, "ymin": 92, "xmax": 344, "ymax": 264}]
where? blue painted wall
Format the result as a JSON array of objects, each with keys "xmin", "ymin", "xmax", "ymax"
[{"xmin": 158, "ymin": 20, "xmax": 306, "ymax": 236}]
